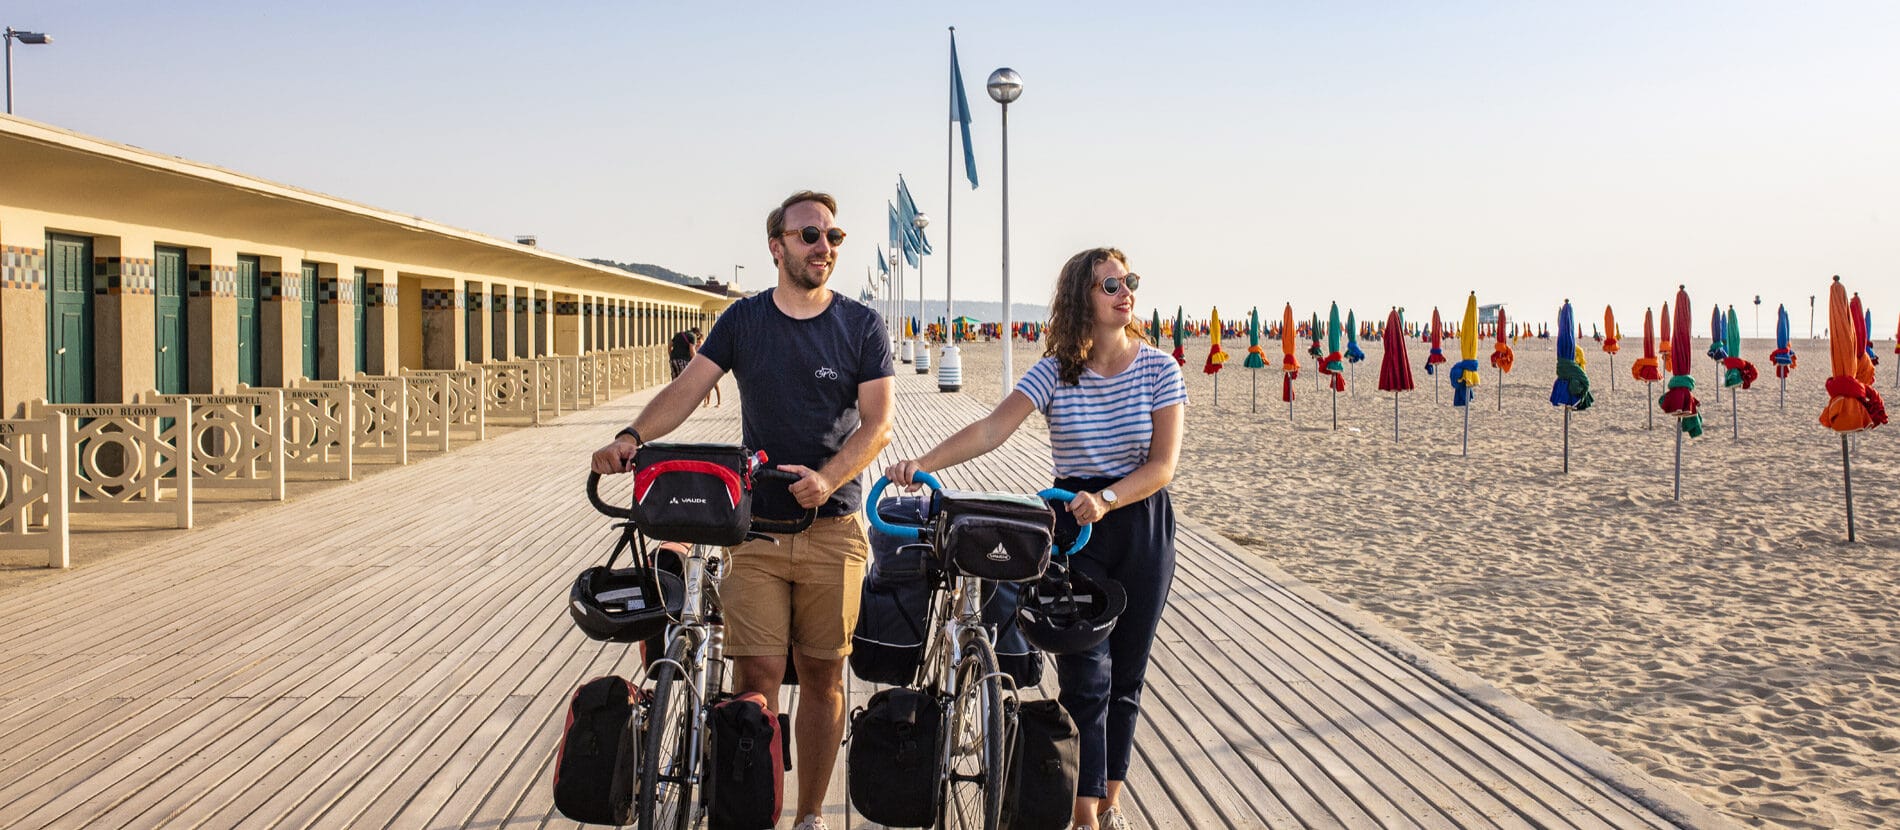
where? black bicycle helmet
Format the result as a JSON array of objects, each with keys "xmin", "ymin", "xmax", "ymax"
[
  {"xmin": 569, "ymin": 564, "xmax": 685, "ymax": 643},
  {"xmin": 1015, "ymin": 561, "xmax": 1127, "ymax": 655}
]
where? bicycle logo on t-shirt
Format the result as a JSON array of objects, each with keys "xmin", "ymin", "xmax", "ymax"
[{"xmin": 814, "ymin": 367, "xmax": 839, "ymax": 380}]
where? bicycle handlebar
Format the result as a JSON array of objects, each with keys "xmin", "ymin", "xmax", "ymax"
[
  {"xmin": 864, "ymin": 474, "xmax": 1091, "ymax": 555},
  {"xmin": 585, "ymin": 466, "xmax": 818, "ymax": 536}
]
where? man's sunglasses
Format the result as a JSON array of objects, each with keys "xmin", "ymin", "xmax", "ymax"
[
  {"xmin": 781, "ymin": 226, "xmax": 847, "ymax": 246},
  {"xmin": 1099, "ymin": 273, "xmax": 1141, "ymax": 296}
]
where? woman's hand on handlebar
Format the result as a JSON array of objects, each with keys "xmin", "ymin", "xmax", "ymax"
[
  {"xmin": 883, "ymin": 459, "xmax": 931, "ymax": 492},
  {"xmin": 590, "ymin": 436, "xmax": 639, "ymax": 475},
  {"xmin": 775, "ymin": 464, "xmax": 835, "ymax": 510},
  {"xmin": 1066, "ymin": 490, "xmax": 1110, "ymax": 525}
]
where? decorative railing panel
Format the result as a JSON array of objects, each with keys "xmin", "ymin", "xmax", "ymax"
[
  {"xmin": 533, "ymin": 357, "xmax": 566, "ymax": 417},
  {"xmin": 576, "ymin": 354, "xmax": 602, "ymax": 406},
  {"xmin": 141, "ymin": 389, "xmax": 286, "ymax": 500},
  {"xmin": 404, "ymin": 374, "xmax": 453, "ymax": 453},
  {"xmin": 481, "ymin": 361, "xmax": 542, "ymax": 426},
  {"xmin": 280, "ymin": 386, "xmax": 355, "ymax": 481},
  {"xmin": 0, "ymin": 410, "xmax": 72, "ymax": 567},
  {"xmin": 305, "ymin": 378, "xmax": 408, "ymax": 465},
  {"xmin": 30, "ymin": 400, "xmax": 193, "ymax": 529},
  {"xmin": 406, "ymin": 369, "xmax": 486, "ymax": 443}
]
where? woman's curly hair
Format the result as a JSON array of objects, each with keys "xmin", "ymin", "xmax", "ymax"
[{"xmin": 1045, "ymin": 247, "xmax": 1147, "ymax": 385}]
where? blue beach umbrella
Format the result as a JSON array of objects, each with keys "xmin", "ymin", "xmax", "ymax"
[{"xmin": 1551, "ymin": 300, "xmax": 1594, "ymax": 411}]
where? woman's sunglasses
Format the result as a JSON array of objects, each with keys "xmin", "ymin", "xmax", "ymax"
[
  {"xmin": 1099, "ymin": 273, "xmax": 1141, "ymax": 296},
  {"xmin": 781, "ymin": 226, "xmax": 847, "ymax": 246}
]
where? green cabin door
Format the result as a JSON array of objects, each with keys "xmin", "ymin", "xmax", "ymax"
[
  {"xmin": 237, "ymin": 256, "xmax": 262, "ymax": 386},
  {"xmin": 301, "ymin": 263, "xmax": 319, "ymax": 378},
  {"xmin": 154, "ymin": 246, "xmax": 189, "ymax": 394},
  {"xmin": 46, "ymin": 233, "xmax": 94, "ymax": 403},
  {"xmin": 353, "ymin": 269, "xmax": 368, "ymax": 374},
  {"xmin": 465, "ymin": 288, "xmax": 480, "ymax": 364}
]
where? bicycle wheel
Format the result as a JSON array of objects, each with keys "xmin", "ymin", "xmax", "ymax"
[
  {"xmin": 938, "ymin": 639, "xmax": 1008, "ymax": 830},
  {"xmin": 639, "ymin": 635, "xmax": 698, "ymax": 830}
]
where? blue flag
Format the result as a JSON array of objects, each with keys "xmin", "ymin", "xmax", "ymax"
[
  {"xmin": 876, "ymin": 246, "xmax": 890, "ymax": 277},
  {"xmin": 950, "ymin": 31, "xmax": 978, "ymax": 189},
  {"xmin": 890, "ymin": 202, "xmax": 918, "ymax": 268},
  {"xmin": 896, "ymin": 176, "xmax": 931, "ymax": 255}
]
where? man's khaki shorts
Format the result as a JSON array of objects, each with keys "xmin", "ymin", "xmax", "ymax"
[{"xmin": 721, "ymin": 513, "xmax": 869, "ymax": 660}]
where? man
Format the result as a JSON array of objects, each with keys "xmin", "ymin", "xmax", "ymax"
[{"xmin": 592, "ymin": 190, "xmax": 894, "ymax": 830}]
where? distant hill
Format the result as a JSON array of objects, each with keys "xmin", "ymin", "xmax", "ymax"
[
  {"xmin": 585, "ymin": 258, "xmax": 707, "ymax": 287},
  {"xmin": 881, "ymin": 298, "xmax": 1051, "ymax": 323}
]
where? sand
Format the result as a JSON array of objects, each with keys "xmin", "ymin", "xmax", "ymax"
[{"xmin": 931, "ymin": 334, "xmax": 1898, "ymax": 829}]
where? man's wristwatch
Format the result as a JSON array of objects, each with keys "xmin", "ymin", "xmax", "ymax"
[
  {"xmin": 615, "ymin": 426, "xmax": 644, "ymax": 446},
  {"xmin": 1099, "ymin": 488, "xmax": 1119, "ymax": 508}
]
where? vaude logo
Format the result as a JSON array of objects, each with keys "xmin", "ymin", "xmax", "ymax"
[
  {"xmin": 985, "ymin": 543, "xmax": 1011, "ymax": 562},
  {"xmin": 669, "ymin": 497, "xmax": 709, "ymax": 505}
]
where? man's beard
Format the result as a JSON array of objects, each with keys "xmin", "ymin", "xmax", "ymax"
[{"xmin": 787, "ymin": 257, "xmax": 832, "ymax": 290}]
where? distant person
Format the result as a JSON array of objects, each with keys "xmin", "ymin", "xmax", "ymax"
[
  {"xmin": 593, "ymin": 190, "xmax": 894, "ymax": 830},
  {"xmin": 885, "ymin": 247, "xmax": 1184, "ymax": 830},
  {"xmin": 668, "ymin": 326, "xmax": 721, "ymax": 406}
]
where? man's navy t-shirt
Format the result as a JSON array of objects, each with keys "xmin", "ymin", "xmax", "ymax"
[{"xmin": 697, "ymin": 289, "xmax": 893, "ymax": 520}]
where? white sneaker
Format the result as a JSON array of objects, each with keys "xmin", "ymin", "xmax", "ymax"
[
  {"xmin": 1101, "ymin": 806, "xmax": 1131, "ymax": 830},
  {"xmin": 794, "ymin": 814, "xmax": 830, "ymax": 830}
]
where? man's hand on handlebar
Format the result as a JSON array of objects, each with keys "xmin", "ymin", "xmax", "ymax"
[
  {"xmin": 776, "ymin": 464, "xmax": 835, "ymax": 510},
  {"xmin": 589, "ymin": 435, "xmax": 640, "ymax": 476},
  {"xmin": 883, "ymin": 459, "xmax": 930, "ymax": 492}
]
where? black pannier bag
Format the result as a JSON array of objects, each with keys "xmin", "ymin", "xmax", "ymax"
[
  {"xmin": 705, "ymin": 691, "xmax": 784, "ymax": 830},
  {"xmin": 630, "ymin": 442, "xmax": 754, "ymax": 546},
  {"xmin": 552, "ymin": 675, "xmax": 640, "ymax": 825},
  {"xmin": 850, "ymin": 542, "xmax": 935, "ymax": 686},
  {"xmin": 1001, "ymin": 699, "xmax": 1080, "ymax": 830},
  {"xmin": 848, "ymin": 687, "xmax": 942, "ymax": 827},
  {"xmin": 934, "ymin": 490, "xmax": 1055, "ymax": 583}
]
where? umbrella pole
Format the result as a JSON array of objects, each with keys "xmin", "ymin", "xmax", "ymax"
[
  {"xmin": 1610, "ymin": 355, "xmax": 1616, "ymax": 397},
  {"xmin": 1461, "ymin": 405, "xmax": 1469, "ymax": 457},
  {"xmin": 1731, "ymin": 387, "xmax": 1739, "ymax": 440},
  {"xmin": 1779, "ymin": 375, "xmax": 1786, "ymax": 412},
  {"xmin": 1251, "ymin": 370, "xmax": 1258, "ymax": 414},
  {"xmin": 1563, "ymin": 406, "xmax": 1571, "ymax": 473},
  {"xmin": 1673, "ymin": 422, "xmax": 1683, "ymax": 500},
  {"xmin": 1497, "ymin": 366, "xmax": 1503, "ymax": 411},
  {"xmin": 1288, "ymin": 397, "xmax": 1294, "ymax": 425},
  {"xmin": 1393, "ymin": 390, "xmax": 1399, "ymax": 442},
  {"xmin": 1331, "ymin": 389, "xmax": 1338, "ymax": 430},
  {"xmin": 1434, "ymin": 379, "xmax": 1440, "ymax": 406},
  {"xmin": 1213, "ymin": 374, "xmax": 1220, "ymax": 409},
  {"xmin": 1842, "ymin": 433, "xmax": 1856, "ymax": 543},
  {"xmin": 1350, "ymin": 361, "xmax": 1355, "ymax": 397},
  {"xmin": 1646, "ymin": 385, "xmax": 1653, "ymax": 430}
]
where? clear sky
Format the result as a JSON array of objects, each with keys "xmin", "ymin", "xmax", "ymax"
[{"xmin": 8, "ymin": 1, "xmax": 1897, "ymax": 339}]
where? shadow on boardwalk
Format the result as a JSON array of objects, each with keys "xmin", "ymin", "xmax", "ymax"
[{"xmin": 0, "ymin": 371, "xmax": 1729, "ymax": 829}]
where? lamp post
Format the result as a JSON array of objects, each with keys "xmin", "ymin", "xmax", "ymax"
[
  {"xmin": 987, "ymin": 67, "xmax": 1022, "ymax": 389},
  {"xmin": 5, "ymin": 27, "xmax": 53, "ymax": 115},
  {"xmin": 732, "ymin": 264, "xmax": 743, "ymax": 289},
  {"xmin": 912, "ymin": 212, "xmax": 931, "ymax": 373}
]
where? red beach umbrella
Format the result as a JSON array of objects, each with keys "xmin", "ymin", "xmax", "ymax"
[
  {"xmin": 1377, "ymin": 308, "xmax": 1414, "ymax": 441},
  {"xmin": 1489, "ymin": 307, "xmax": 1514, "ymax": 411},
  {"xmin": 1632, "ymin": 308, "xmax": 1663, "ymax": 428},
  {"xmin": 1659, "ymin": 286, "xmax": 1703, "ymax": 499}
]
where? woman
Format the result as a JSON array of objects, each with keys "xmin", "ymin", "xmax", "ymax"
[{"xmin": 886, "ymin": 247, "xmax": 1184, "ymax": 830}]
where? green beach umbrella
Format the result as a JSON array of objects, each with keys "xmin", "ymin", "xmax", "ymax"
[
  {"xmin": 1244, "ymin": 307, "xmax": 1266, "ymax": 368},
  {"xmin": 1171, "ymin": 306, "xmax": 1186, "ymax": 365},
  {"xmin": 1151, "ymin": 308, "xmax": 1162, "ymax": 347}
]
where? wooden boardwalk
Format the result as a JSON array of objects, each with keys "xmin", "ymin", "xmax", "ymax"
[{"xmin": 0, "ymin": 368, "xmax": 1730, "ymax": 829}]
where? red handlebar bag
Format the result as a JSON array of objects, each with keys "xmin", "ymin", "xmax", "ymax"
[{"xmin": 631, "ymin": 443, "xmax": 753, "ymax": 546}]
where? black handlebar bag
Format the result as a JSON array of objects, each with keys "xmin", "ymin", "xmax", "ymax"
[
  {"xmin": 934, "ymin": 490, "xmax": 1055, "ymax": 583},
  {"xmin": 630, "ymin": 443, "xmax": 753, "ymax": 546}
]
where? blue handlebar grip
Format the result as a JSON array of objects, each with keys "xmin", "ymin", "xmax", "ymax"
[
  {"xmin": 864, "ymin": 474, "xmax": 938, "ymax": 541},
  {"xmin": 1036, "ymin": 488, "xmax": 1093, "ymax": 555}
]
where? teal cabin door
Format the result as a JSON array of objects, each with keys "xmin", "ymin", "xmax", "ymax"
[
  {"xmin": 353, "ymin": 269, "xmax": 368, "ymax": 374},
  {"xmin": 300, "ymin": 263, "xmax": 319, "ymax": 378},
  {"xmin": 237, "ymin": 256, "xmax": 262, "ymax": 386},
  {"xmin": 466, "ymin": 288, "xmax": 480, "ymax": 364},
  {"xmin": 154, "ymin": 246, "xmax": 189, "ymax": 394},
  {"xmin": 46, "ymin": 233, "xmax": 94, "ymax": 403}
]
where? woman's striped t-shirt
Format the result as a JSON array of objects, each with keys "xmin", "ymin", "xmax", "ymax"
[{"xmin": 1014, "ymin": 343, "xmax": 1189, "ymax": 478}]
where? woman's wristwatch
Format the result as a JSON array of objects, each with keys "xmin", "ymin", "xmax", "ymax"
[{"xmin": 1099, "ymin": 488, "xmax": 1119, "ymax": 509}]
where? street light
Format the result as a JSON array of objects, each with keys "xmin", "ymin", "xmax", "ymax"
[
  {"xmin": 732, "ymin": 264, "xmax": 743, "ymax": 289},
  {"xmin": 986, "ymin": 67, "xmax": 1022, "ymax": 388},
  {"xmin": 912, "ymin": 212, "xmax": 930, "ymax": 373},
  {"xmin": 5, "ymin": 27, "xmax": 53, "ymax": 115}
]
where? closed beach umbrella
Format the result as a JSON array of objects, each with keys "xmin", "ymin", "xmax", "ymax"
[
  {"xmin": 1490, "ymin": 307, "xmax": 1515, "ymax": 411},
  {"xmin": 1723, "ymin": 304, "xmax": 1758, "ymax": 393},
  {"xmin": 1244, "ymin": 308, "xmax": 1266, "ymax": 368},
  {"xmin": 1820, "ymin": 277, "xmax": 1889, "ymax": 541},
  {"xmin": 1660, "ymin": 286, "xmax": 1703, "ymax": 499},
  {"xmin": 1426, "ymin": 307, "xmax": 1447, "ymax": 375},
  {"xmin": 1205, "ymin": 307, "xmax": 1228, "ymax": 375},
  {"xmin": 1280, "ymin": 304, "xmax": 1300, "ymax": 413},
  {"xmin": 1322, "ymin": 303, "xmax": 1346, "ymax": 392},
  {"xmin": 1850, "ymin": 294, "xmax": 1875, "ymax": 383},
  {"xmin": 1551, "ymin": 300, "xmax": 1593, "ymax": 472},
  {"xmin": 1771, "ymin": 303, "xmax": 1797, "ymax": 411},
  {"xmin": 1345, "ymin": 310, "xmax": 1366, "ymax": 363},
  {"xmin": 1708, "ymin": 305, "xmax": 1728, "ymax": 403},
  {"xmin": 1604, "ymin": 305, "xmax": 1621, "ymax": 395},
  {"xmin": 1659, "ymin": 300, "xmax": 1673, "ymax": 367},
  {"xmin": 1378, "ymin": 307, "xmax": 1414, "ymax": 441},
  {"xmin": 1151, "ymin": 309, "xmax": 1162, "ymax": 347},
  {"xmin": 1633, "ymin": 308, "xmax": 1663, "ymax": 428},
  {"xmin": 1453, "ymin": 292, "xmax": 1482, "ymax": 456},
  {"xmin": 1171, "ymin": 306, "xmax": 1186, "ymax": 366}
]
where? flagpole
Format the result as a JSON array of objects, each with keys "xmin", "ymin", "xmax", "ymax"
[{"xmin": 938, "ymin": 26, "xmax": 962, "ymax": 393}]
